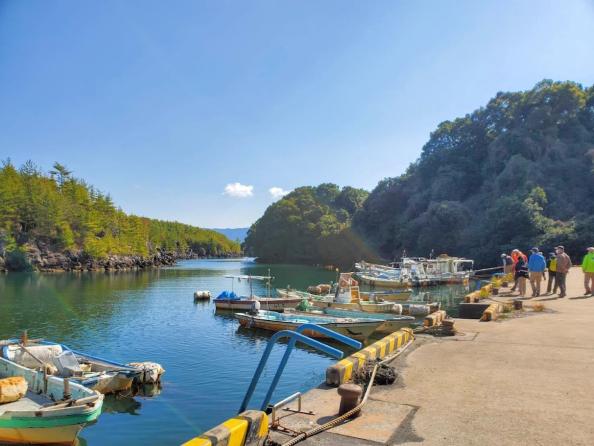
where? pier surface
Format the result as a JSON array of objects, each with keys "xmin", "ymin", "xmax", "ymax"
[{"xmin": 269, "ymin": 267, "xmax": 594, "ymax": 445}]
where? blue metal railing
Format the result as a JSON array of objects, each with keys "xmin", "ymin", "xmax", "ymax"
[{"xmin": 239, "ymin": 323, "xmax": 362, "ymax": 413}]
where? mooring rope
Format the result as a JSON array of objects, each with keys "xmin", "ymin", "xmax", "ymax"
[{"xmin": 277, "ymin": 336, "xmax": 415, "ymax": 446}]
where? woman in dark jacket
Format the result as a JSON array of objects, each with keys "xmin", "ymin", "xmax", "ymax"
[{"xmin": 515, "ymin": 256, "xmax": 529, "ymax": 297}]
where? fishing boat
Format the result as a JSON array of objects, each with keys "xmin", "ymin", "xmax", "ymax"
[
  {"xmin": 279, "ymin": 273, "xmax": 397, "ymax": 313},
  {"xmin": 420, "ymin": 255, "xmax": 474, "ymax": 284},
  {"xmin": 235, "ymin": 310, "xmax": 383, "ymax": 341},
  {"xmin": 214, "ymin": 274, "xmax": 303, "ymax": 311},
  {"xmin": 298, "ymin": 308, "xmax": 416, "ymax": 335},
  {"xmin": 359, "ymin": 289, "xmax": 413, "ymax": 301},
  {"xmin": 1, "ymin": 340, "xmax": 142, "ymax": 395},
  {"xmin": 0, "ymin": 351, "xmax": 103, "ymax": 445},
  {"xmin": 353, "ymin": 271, "xmax": 412, "ymax": 288},
  {"xmin": 276, "ymin": 289, "xmax": 395, "ymax": 312}
]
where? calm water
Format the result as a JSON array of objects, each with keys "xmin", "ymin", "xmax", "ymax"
[{"xmin": 0, "ymin": 259, "xmax": 469, "ymax": 445}]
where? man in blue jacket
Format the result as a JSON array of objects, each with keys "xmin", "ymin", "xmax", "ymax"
[{"xmin": 528, "ymin": 247, "xmax": 547, "ymax": 297}]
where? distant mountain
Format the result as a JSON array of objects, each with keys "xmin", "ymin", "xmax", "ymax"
[{"xmin": 211, "ymin": 227, "xmax": 249, "ymax": 243}]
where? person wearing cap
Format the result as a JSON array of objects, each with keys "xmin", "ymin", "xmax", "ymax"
[
  {"xmin": 555, "ymin": 246, "xmax": 572, "ymax": 298},
  {"xmin": 546, "ymin": 252, "xmax": 558, "ymax": 295},
  {"xmin": 581, "ymin": 247, "xmax": 594, "ymax": 296},
  {"xmin": 528, "ymin": 247, "xmax": 546, "ymax": 297}
]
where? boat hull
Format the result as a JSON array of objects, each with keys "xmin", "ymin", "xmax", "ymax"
[
  {"xmin": 310, "ymin": 300, "xmax": 395, "ymax": 313},
  {"xmin": 0, "ymin": 354, "xmax": 103, "ymax": 446},
  {"xmin": 0, "ymin": 424, "xmax": 84, "ymax": 445},
  {"xmin": 360, "ymin": 290, "xmax": 413, "ymax": 301},
  {"xmin": 83, "ymin": 372, "xmax": 134, "ymax": 394},
  {"xmin": 235, "ymin": 313, "xmax": 381, "ymax": 341},
  {"xmin": 354, "ymin": 274, "xmax": 411, "ymax": 288},
  {"xmin": 316, "ymin": 309, "xmax": 416, "ymax": 335},
  {"xmin": 214, "ymin": 297, "xmax": 302, "ymax": 311}
]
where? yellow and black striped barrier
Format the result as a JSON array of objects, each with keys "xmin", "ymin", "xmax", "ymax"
[
  {"xmin": 325, "ymin": 328, "xmax": 414, "ymax": 387},
  {"xmin": 182, "ymin": 410, "xmax": 268, "ymax": 446},
  {"xmin": 481, "ymin": 303, "xmax": 502, "ymax": 322},
  {"xmin": 423, "ymin": 309, "xmax": 446, "ymax": 327}
]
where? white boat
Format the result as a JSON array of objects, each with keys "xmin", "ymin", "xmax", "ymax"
[
  {"xmin": 2, "ymin": 341, "xmax": 143, "ymax": 395},
  {"xmin": 278, "ymin": 273, "xmax": 397, "ymax": 313},
  {"xmin": 296, "ymin": 308, "xmax": 416, "ymax": 335},
  {"xmin": 357, "ymin": 256, "xmax": 474, "ymax": 286},
  {"xmin": 214, "ymin": 273, "xmax": 303, "ymax": 311},
  {"xmin": 353, "ymin": 271, "xmax": 412, "ymax": 288},
  {"xmin": 235, "ymin": 310, "xmax": 383, "ymax": 341},
  {"xmin": 0, "ymin": 350, "xmax": 103, "ymax": 445}
]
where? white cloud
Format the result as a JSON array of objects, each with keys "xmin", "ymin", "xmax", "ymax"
[
  {"xmin": 269, "ymin": 187, "xmax": 290, "ymax": 199},
  {"xmin": 224, "ymin": 182, "xmax": 254, "ymax": 198}
]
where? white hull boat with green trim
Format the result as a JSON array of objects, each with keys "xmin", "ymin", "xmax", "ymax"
[{"xmin": 0, "ymin": 355, "xmax": 103, "ymax": 445}]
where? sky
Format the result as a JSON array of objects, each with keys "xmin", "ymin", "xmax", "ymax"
[{"xmin": 1, "ymin": 0, "xmax": 594, "ymax": 228}]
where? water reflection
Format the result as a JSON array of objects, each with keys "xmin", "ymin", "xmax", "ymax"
[{"xmin": 0, "ymin": 260, "xmax": 471, "ymax": 446}]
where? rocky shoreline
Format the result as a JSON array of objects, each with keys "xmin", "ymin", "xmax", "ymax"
[{"xmin": 0, "ymin": 243, "xmax": 240, "ymax": 273}]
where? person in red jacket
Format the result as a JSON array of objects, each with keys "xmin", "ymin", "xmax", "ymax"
[{"xmin": 510, "ymin": 249, "xmax": 528, "ymax": 292}]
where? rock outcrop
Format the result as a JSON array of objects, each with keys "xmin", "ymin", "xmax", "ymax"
[{"xmin": 0, "ymin": 242, "xmax": 238, "ymax": 273}]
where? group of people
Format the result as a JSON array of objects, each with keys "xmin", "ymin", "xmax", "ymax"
[{"xmin": 501, "ymin": 245, "xmax": 594, "ymax": 298}]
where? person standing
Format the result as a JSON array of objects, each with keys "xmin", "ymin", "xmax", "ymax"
[
  {"xmin": 501, "ymin": 253, "xmax": 513, "ymax": 275},
  {"xmin": 555, "ymin": 246, "xmax": 572, "ymax": 298},
  {"xmin": 510, "ymin": 249, "xmax": 527, "ymax": 292},
  {"xmin": 582, "ymin": 247, "xmax": 594, "ymax": 296},
  {"xmin": 528, "ymin": 248, "xmax": 546, "ymax": 297},
  {"xmin": 546, "ymin": 252, "xmax": 558, "ymax": 295},
  {"xmin": 515, "ymin": 256, "xmax": 529, "ymax": 297}
]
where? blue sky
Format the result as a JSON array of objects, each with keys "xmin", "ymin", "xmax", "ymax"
[{"xmin": 1, "ymin": 1, "xmax": 594, "ymax": 227}]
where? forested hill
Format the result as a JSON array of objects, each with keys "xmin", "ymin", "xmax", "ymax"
[
  {"xmin": 244, "ymin": 184, "xmax": 376, "ymax": 264},
  {"xmin": 0, "ymin": 162, "xmax": 241, "ymax": 271},
  {"xmin": 247, "ymin": 81, "xmax": 594, "ymax": 267}
]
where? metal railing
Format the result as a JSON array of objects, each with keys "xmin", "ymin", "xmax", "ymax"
[{"xmin": 238, "ymin": 323, "xmax": 362, "ymax": 413}]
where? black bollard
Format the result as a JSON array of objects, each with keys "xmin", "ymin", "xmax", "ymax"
[{"xmin": 337, "ymin": 383, "xmax": 363, "ymax": 417}]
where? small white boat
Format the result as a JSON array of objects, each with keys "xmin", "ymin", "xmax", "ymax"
[
  {"xmin": 296, "ymin": 308, "xmax": 416, "ymax": 335},
  {"xmin": 235, "ymin": 310, "xmax": 383, "ymax": 341},
  {"xmin": 279, "ymin": 273, "xmax": 396, "ymax": 312},
  {"xmin": 1, "ymin": 341, "xmax": 142, "ymax": 395},
  {"xmin": 214, "ymin": 273, "xmax": 302, "ymax": 311},
  {"xmin": 214, "ymin": 294, "xmax": 303, "ymax": 311},
  {"xmin": 0, "ymin": 353, "xmax": 103, "ymax": 445},
  {"xmin": 354, "ymin": 271, "xmax": 412, "ymax": 288},
  {"xmin": 359, "ymin": 289, "xmax": 413, "ymax": 301}
]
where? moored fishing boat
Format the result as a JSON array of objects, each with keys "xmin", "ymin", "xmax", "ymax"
[
  {"xmin": 310, "ymin": 299, "xmax": 395, "ymax": 313},
  {"xmin": 277, "ymin": 288, "xmax": 395, "ymax": 313},
  {"xmin": 214, "ymin": 291, "xmax": 303, "ymax": 311},
  {"xmin": 354, "ymin": 271, "xmax": 412, "ymax": 288},
  {"xmin": 235, "ymin": 310, "xmax": 383, "ymax": 341},
  {"xmin": 279, "ymin": 273, "xmax": 397, "ymax": 313},
  {"xmin": 214, "ymin": 274, "xmax": 303, "ymax": 311},
  {"xmin": 2, "ymin": 341, "xmax": 143, "ymax": 395},
  {"xmin": 299, "ymin": 308, "xmax": 416, "ymax": 335},
  {"xmin": 359, "ymin": 289, "xmax": 413, "ymax": 301},
  {"xmin": 0, "ymin": 354, "xmax": 103, "ymax": 445}
]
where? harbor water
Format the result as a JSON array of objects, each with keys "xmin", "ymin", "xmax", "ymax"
[{"xmin": 0, "ymin": 259, "xmax": 469, "ymax": 445}]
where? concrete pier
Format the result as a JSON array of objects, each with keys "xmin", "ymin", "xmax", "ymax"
[{"xmin": 268, "ymin": 266, "xmax": 594, "ymax": 445}]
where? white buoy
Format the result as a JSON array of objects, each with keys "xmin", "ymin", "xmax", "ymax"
[
  {"xmin": 193, "ymin": 290, "xmax": 211, "ymax": 300},
  {"xmin": 128, "ymin": 362, "xmax": 165, "ymax": 384}
]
